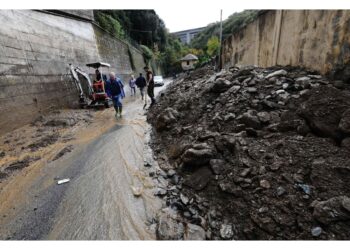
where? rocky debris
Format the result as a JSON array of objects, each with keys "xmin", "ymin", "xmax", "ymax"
[
  {"xmin": 297, "ymin": 86, "xmax": 350, "ymax": 143},
  {"xmin": 183, "ymin": 167, "xmax": 212, "ymax": 191},
  {"xmin": 184, "ymin": 223, "xmax": 206, "ymax": 240},
  {"xmin": 265, "ymin": 69, "xmax": 287, "ymax": 79},
  {"xmin": 276, "ymin": 186, "xmax": 286, "ymax": 196},
  {"xmin": 339, "ymin": 109, "xmax": 350, "ymax": 134},
  {"xmin": 311, "ymin": 226, "xmax": 323, "ymax": 237},
  {"xmin": 311, "ymin": 196, "xmax": 350, "ymax": 224},
  {"xmin": 0, "ymin": 151, "xmax": 5, "ymax": 158},
  {"xmin": 180, "ymin": 193, "xmax": 190, "ymax": 205},
  {"xmin": 209, "ymin": 159, "xmax": 226, "ymax": 175},
  {"xmin": 148, "ymin": 65, "xmax": 350, "ymax": 240},
  {"xmin": 211, "ymin": 78, "xmax": 233, "ymax": 93},
  {"xmin": 155, "ymin": 108, "xmax": 179, "ymax": 131},
  {"xmin": 238, "ymin": 110, "xmax": 261, "ymax": 130},
  {"xmin": 156, "ymin": 210, "xmax": 184, "ymax": 240},
  {"xmin": 181, "ymin": 143, "xmax": 215, "ymax": 167},
  {"xmin": 259, "ymin": 180, "xmax": 271, "ymax": 189},
  {"xmin": 220, "ymin": 224, "xmax": 234, "ymax": 239}
]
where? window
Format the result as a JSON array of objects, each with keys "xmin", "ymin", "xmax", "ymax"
[{"xmin": 186, "ymin": 61, "xmax": 190, "ymax": 65}]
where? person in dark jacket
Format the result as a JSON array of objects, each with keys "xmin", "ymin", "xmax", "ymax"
[
  {"xmin": 105, "ymin": 72, "xmax": 125, "ymax": 118},
  {"xmin": 135, "ymin": 73, "xmax": 147, "ymax": 101},
  {"xmin": 95, "ymin": 69, "xmax": 102, "ymax": 81},
  {"xmin": 144, "ymin": 66, "xmax": 156, "ymax": 108}
]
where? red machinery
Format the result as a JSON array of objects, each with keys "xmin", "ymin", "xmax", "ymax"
[{"xmin": 70, "ymin": 62, "xmax": 113, "ymax": 109}]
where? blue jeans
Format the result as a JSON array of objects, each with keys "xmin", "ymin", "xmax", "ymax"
[{"xmin": 112, "ymin": 94, "xmax": 122, "ymax": 108}]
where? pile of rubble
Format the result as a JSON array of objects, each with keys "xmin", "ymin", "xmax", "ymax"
[{"xmin": 147, "ymin": 65, "xmax": 350, "ymax": 240}]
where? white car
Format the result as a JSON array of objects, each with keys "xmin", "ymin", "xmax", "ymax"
[{"xmin": 154, "ymin": 75, "xmax": 164, "ymax": 86}]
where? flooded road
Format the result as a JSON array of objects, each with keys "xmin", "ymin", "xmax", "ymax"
[{"xmin": 0, "ymin": 79, "xmax": 172, "ymax": 240}]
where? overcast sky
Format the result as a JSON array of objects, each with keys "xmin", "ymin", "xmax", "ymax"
[{"xmin": 154, "ymin": 6, "xmax": 243, "ymax": 33}]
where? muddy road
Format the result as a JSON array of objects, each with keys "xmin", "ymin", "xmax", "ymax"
[{"xmin": 0, "ymin": 79, "xmax": 172, "ymax": 240}]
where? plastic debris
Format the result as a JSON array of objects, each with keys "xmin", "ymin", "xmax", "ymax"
[
  {"xmin": 297, "ymin": 184, "xmax": 311, "ymax": 195},
  {"xmin": 57, "ymin": 178, "xmax": 70, "ymax": 185}
]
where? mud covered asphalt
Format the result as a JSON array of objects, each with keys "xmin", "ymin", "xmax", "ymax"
[{"xmin": 0, "ymin": 80, "xmax": 172, "ymax": 240}]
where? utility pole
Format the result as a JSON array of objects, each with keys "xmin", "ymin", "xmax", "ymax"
[{"xmin": 218, "ymin": 9, "xmax": 223, "ymax": 71}]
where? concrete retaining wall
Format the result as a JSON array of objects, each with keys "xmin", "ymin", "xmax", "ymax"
[
  {"xmin": 0, "ymin": 10, "xmax": 145, "ymax": 135},
  {"xmin": 222, "ymin": 10, "xmax": 350, "ymax": 79}
]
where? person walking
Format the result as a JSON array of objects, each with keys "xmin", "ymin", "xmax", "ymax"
[
  {"xmin": 135, "ymin": 73, "xmax": 147, "ymax": 102},
  {"xmin": 105, "ymin": 72, "xmax": 125, "ymax": 118},
  {"xmin": 129, "ymin": 75, "xmax": 136, "ymax": 97},
  {"xmin": 144, "ymin": 66, "xmax": 155, "ymax": 108}
]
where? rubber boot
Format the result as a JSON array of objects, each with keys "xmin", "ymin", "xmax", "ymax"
[
  {"xmin": 119, "ymin": 106, "xmax": 122, "ymax": 117},
  {"xmin": 114, "ymin": 107, "xmax": 119, "ymax": 118}
]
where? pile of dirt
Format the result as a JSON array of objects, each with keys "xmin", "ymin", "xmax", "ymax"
[{"xmin": 147, "ymin": 65, "xmax": 350, "ymax": 240}]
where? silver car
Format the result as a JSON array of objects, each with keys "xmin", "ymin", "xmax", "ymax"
[{"xmin": 154, "ymin": 75, "xmax": 164, "ymax": 86}]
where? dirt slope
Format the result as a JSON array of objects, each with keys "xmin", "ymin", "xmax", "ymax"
[{"xmin": 147, "ymin": 66, "xmax": 350, "ymax": 240}]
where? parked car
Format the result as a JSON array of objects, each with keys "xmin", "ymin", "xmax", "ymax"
[{"xmin": 154, "ymin": 75, "xmax": 164, "ymax": 86}]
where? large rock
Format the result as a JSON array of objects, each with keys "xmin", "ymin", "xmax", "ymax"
[
  {"xmin": 257, "ymin": 112, "xmax": 271, "ymax": 123},
  {"xmin": 183, "ymin": 167, "xmax": 213, "ymax": 191},
  {"xmin": 184, "ymin": 223, "xmax": 206, "ymax": 240},
  {"xmin": 156, "ymin": 108, "xmax": 179, "ymax": 131},
  {"xmin": 265, "ymin": 69, "xmax": 287, "ymax": 79},
  {"xmin": 295, "ymin": 76, "xmax": 311, "ymax": 89},
  {"xmin": 339, "ymin": 109, "xmax": 350, "ymax": 134},
  {"xmin": 181, "ymin": 143, "xmax": 215, "ymax": 167},
  {"xmin": 219, "ymin": 182, "xmax": 243, "ymax": 197},
  {"xmin": 209, "ymin": 159, "xmax": 226, "ymax": 175},
  {"xmin": 220, "ymin": 224, "xmax": 234, "ymax": 239},
  {"xmin": 297, "ymin": 86, "xmax": 350, "ymax": 143},
  {"xmin": 238, "ymin": 110, "xmax": 261, "ymax": 129},
  {"xmin": 341, "ymin": 137, "xmax": 350, "ymax": 150},
  {"xmin": 312, "ymin": 196, "xmax": 350, "ymax": 224},
  {"xmin": 157, "ymin": 212, "xmax": 184, "ymax": 240},
  {"xmin": 211, "ymin": 78, "xmax": 232, "ymax": 93}
]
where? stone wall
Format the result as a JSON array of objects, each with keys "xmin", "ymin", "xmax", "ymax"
[
  {"xmin": 0, "ymin": 10, "xmax": 145, "ymax": 135},
  {"xmin": 222, "ymin": 10, "xmax": 350, "ymax": 80}
]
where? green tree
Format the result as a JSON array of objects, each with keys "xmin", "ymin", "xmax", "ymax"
[
  {"xmin": 140, "ymin": 45, "xmax": 154, "ymax": 65},
  {"xmin": 206, "ymin": 36, "xmax": 220, "ymax": 57},
  {"xmin": 94, "ymin": 12, "xmax": 125, "ymax": 39},
  {"xmin": 191, "ymin": 10, "xmax": 260, "ymax": 51},
  {"xmin": 94, "ymin": 10, "xmax": 167, "ymax": 51}
]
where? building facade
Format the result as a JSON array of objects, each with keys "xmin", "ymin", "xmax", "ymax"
[{"xmin": 172, "ymin": 27, "xmax": 205, "ymax": 44}]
